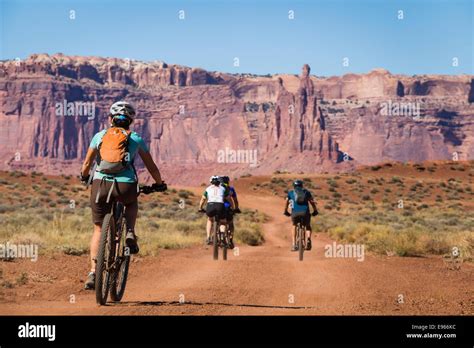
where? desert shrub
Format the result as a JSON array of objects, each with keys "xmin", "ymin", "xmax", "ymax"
[
  {"xmin": 390, "ymin": 176, "xmax": 403, "ymax": 184},
  {"xmin": 235, "ymin": 227, "xmax": 264, "ymax": 246},
  {"xmin": 324, "ymin": 207, "xmax": 473, "ymax": 259},
  {"xmin": 327, "ymin": 179, "xmax": 338, "ymax": 188},
  {"xmin": 178, "ymin": 190, "xmax": 193, "ymax": 199}
]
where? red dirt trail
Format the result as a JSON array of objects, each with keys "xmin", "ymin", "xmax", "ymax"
[{"xmin": 0, "ymin": 193, "xmax": 472, "ymax": 315}]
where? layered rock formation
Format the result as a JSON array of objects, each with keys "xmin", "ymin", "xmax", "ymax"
[{"xmin": 0, "ymin": 54, "xmax": 473, "ymax": 184}]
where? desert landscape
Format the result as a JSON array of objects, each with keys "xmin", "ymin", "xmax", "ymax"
[
  {"xmin": 1, "ymin": 54, "xmax": 473, "ymax": 184},
  {"xmin": 0, "ymin": 161, "xmax": 472, "ymax": 315},
  {"xmin": 0, "ymin": 53, "xmax": 473, "ymax": 316}
]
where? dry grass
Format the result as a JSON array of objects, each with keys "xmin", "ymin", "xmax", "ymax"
[
  {"xmin": 0, "ymin": 172, "xmax": 265, "ymax": 256},
  {"xmin": 238, "ymin": 160, "xmax": 474, "ymax": 260}
]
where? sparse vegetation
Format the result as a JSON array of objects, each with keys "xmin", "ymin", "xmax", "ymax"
[
  {"xmin": 0, "ymin": 171, "xmax": 266, "ymax": 256},
  {"xmin": 249, "ymin": 161, "xmax": 474, "ymax": 260}
]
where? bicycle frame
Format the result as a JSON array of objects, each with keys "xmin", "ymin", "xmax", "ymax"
[
  {"xmin": 95, "ymin": 183, "xmax": 166, "ymax": 305},
  {"xmin": 112, "ymin": 202, "xmax": 127, "ymax": 269}
]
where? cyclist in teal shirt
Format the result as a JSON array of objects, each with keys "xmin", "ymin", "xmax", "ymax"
[
  {"xmin": 284, "ymin": 180, "xmax": 318, "ymax": 252},
  {"xmin": 80, "ymin": 101, "xmax": 164, "ymax": 290}
]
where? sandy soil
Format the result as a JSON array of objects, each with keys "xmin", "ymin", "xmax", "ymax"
[{"xmin": 0, "ymin": 191, "xmax": 472, "ymax": 315}]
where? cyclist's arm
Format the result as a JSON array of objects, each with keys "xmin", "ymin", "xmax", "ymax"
[
  {"xmin": 232, "ymin": 192, "xmax": 240, "ymax": 209},
  {"xmin": 223, "ymin": 187, "xmax": 235, "ymax": 210},
  {"xmin": 81, "ymin": 147, "xmax": 97, "ymax": 176},
  {"xmin": 138, "ymin": 148, "xmax": 163, "ymax": 184},
  {"xmin": 284, "ymin": 197, "xmax": 290, "ymax": 213},
  {"xmin": 199, "ymin": 192, "xmax": 207, "ymax": 210},
  {"xmin": 226, "ymin": 195, "xmax": 235, "ymax": 210},
  {"xmin": 309, "ymin": 197, "xmax": 318, "ymax": 213}
]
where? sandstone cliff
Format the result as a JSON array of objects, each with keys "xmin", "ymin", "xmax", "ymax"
[{"xmin": 1, "ymin": 54, "xmax": 472, "ymax": 184}]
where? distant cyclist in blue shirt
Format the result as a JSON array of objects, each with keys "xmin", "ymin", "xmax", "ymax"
[
  {"xmin": 284, "ymin": 180, "xmax": 318, "ymax": 252},
  {"xmin": 219, "ymin": 176, "xmax": 240, "ymax": 249}
]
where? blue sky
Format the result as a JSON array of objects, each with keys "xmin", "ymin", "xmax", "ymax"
[{"xmin": 1, "ymin": 0, "xmax": 472, "ymax": 76}]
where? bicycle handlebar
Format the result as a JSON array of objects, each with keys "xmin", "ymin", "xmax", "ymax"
[{"xmin": 139, "ymin": 182, "xmax": 168, "ymax": 194}]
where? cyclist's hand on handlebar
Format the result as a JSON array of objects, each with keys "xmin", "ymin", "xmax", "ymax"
[
  {"xmin": 140, "ymin": 182, "xmax": 168, "ymax": 194},
  {"xmin": 284, "ymin": 211, "xmax": 291, "ymax": 217},
  {"xmin": 80, "ymin": 173, "xmax": 90, "ymax": 185},
  {"xmin": 140, "ymin": 185, "xmax": 153, "ymax": 194},
  {"xmin": 152, "ymin": 182, "xmax": 167, "ymax": 192},
  {"xmin": 312, "ymin": 210, "xmax": 319, "ymax": 217}
]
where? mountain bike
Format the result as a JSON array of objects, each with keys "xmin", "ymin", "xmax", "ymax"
[
  {"xmin": 95, "ymin": 182, "xmax": 167, "ymax": 306},
  {"xmin": 199, "ymin": 209, "xmax": 231, "ymax": 261},
  {"xmin": 212, "ymin": 214, "xmax": 232, "ymax": 261},
  {"xmin": 294, "ymin": 216, "xmax": 306, "ymax": 261},
  {"xmin": 284, "ymin": 212, "xmax": 307, "ymax": 261}
]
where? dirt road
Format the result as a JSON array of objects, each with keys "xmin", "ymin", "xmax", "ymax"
[{"xmin": 1, "ymin": 193, "xmax": 473, "ymax": 315}]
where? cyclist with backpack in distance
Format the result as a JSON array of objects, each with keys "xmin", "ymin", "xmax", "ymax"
[
  {"xmin": 284, "ymin": 180, "xmax": 318, "ymax": 252},
  {"xmin": 218, "ymin": 175, "xmax": 241, "ymax": 249},
  {"xmin": 80, "ymin": 101, "xmax": 165, "ymax": 290},
  {"xmin": 198, "ymin": 176, "xmax": 235, "ymax": 245}
]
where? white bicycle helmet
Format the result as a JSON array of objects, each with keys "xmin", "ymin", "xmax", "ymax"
[
  {"xmin": 109, "ymin": 101, "xmax": 136, "ymax": 118},
  {"xmin": 209, "ymin": 175, "xmax": 220, "ymax": 184}
]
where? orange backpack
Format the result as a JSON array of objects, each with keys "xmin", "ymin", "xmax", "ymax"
[{"xmin": 96, "ymin": 127, "xmax": 132, "ymax": 174}]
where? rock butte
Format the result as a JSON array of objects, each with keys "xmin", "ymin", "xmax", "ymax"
[{"xmin": 0, "ymin": 54, "xmax": 473, "ymax": 184}]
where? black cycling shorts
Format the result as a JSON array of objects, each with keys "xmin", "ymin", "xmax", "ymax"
[
  {"xmin": 225, "ymin": 207, "xmax": 234, "ymax": 222},
  {"xmin": 206, "ymin": 202, "xmax": 225, "ymax": 219},
  {"xmin": 291, "ymin": 211, "xmax": 311, "ymax": 229}
]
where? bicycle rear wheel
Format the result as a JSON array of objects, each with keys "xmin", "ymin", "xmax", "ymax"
[
  {"xmin": 213, "ymin": 219, "xmax": 219, "ymax": 260},
  {"xmin": 110, "ymin": 217, "xmax": 130, "ymax": 302},
  {"xmin": 298, "ymin": 223, "xmax": 304, "ymax": 261},
  {"xmin": 96, "ymin": 213, "xmax": 115, "ymax": 305}
]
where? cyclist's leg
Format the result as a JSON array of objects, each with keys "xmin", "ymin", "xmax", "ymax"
[
  {"xmin": 115, "ymin": 182, "xmax": 139, "ymax": 253},
  {"xmin": 89, "ymin": 224, "xmax": 101, "ymax": 271},
  {"xmin": 227, "ymin": 209, "xmax": 235, "ymax": 248},
  {"xmin": 227, "ymin": 209, "xmax": 234, "ymax": 233},
  {"xmin": 115, "ymin": 182, "xmax": 138, "ymax": 228},
  {"xmin": 205, "ymin": 203, "xmax": 218, "ymax": 244},
  {"xmin": 217, "ymin": 205, "xmax": 227, "ymax": 233},
  {"xmin": 290, "ymin": 214, "xmax": 298, "ymax": 250},
  {"xmin": 87, "ymin": 179, "xmax": 113, "ymax": 288},
  {"xmin": 305, "ymin": 213, "xmax": 312, "ymax": 240},
  {"xmin": 206, "ymin": 218, "xmax": 212, "ymax": 239},
  {"xmin": 305, "ymin": 213, "xmax": 312, "ymax": 250}
]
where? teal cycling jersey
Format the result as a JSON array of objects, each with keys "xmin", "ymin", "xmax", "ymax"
[
  {"xmin": 89, "ymin": 128, "xmax": 149, "ymax": 183},
  {"xmin": 287, "ymin": 189, "xmax": 313, "ymax": 214}
]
